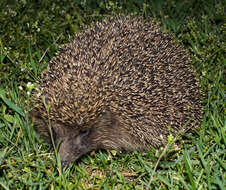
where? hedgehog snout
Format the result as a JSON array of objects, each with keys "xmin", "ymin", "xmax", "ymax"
[{"xmin": 56, "ymin": 127, "xmax": 95, "ymax": 167}]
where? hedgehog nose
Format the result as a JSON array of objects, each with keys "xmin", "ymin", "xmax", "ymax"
[{"xmin": 61, "ymin": 160, "xmax": 69, "ymax": 168}]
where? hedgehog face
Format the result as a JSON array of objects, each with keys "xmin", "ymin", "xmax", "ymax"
[
  {"xmin": 31, "ymin": 110, "xmax": 94, "ymax": 167},
  {"xmin": 53, "ymin": 124, "xmax": 95, "ymax": 168},
  {"xmin": 32, "ymin": 117, "xmax": 98, "ymax": 167},
  {"xmin": 32, "ymin": 109, "xmax": 132, "ymax": 167},
  {"xmin": 55, "ymin": 110, "xmax": 130, "ymax": 167}
]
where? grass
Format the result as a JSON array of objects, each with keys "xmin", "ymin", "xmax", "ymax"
[{"xmin": 0, "ymin": 0, "xmax": 225, "ymax": 189}]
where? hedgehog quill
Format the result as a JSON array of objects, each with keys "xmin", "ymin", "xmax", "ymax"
[{"xmin": 31, "ymin": 17, "xmax": 202, "ymax": 167}]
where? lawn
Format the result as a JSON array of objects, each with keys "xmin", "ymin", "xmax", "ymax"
[{"xmin": 0, "ymin": 0, "xmax": 225, "ymax": 189}]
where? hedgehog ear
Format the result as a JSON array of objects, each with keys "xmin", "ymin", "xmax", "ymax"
[
  {"xmin": 101, "ymin": 110, "xmax": 112, "ymax": 121},
  {"xmin": 51, "ymin": 123, "xmax": 71, "ymax": 140},
  {"xmin": 99, "ymin": 110, "xmax": 117, "ymax": 127}
]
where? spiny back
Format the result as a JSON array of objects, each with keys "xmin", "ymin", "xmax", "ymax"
[{"xmin": 34, "ymin": 16, "xmax": 202, "ymax": 148}]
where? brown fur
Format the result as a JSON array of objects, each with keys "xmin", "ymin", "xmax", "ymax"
[{"xmin": 31, "ymin": 16, "xmax": 202, "ymax": 167}]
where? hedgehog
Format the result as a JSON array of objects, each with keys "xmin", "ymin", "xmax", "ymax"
[{"xmin": 31, "ymin": 16, "xmax": 202, "ymax": 167}]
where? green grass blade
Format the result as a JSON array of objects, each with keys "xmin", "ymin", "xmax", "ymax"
[
  {"xmin": 184, "ymin": 151, "xmax": 197, "ymax": 190},
  {"xmin": 0, "ymin": 89, "xmax": 25, "ymax": 117}
]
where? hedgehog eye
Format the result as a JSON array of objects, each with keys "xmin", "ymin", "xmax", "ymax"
[{"xmin": 79, "ymin": 129, "xmax": 90, "ymax": 136}]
